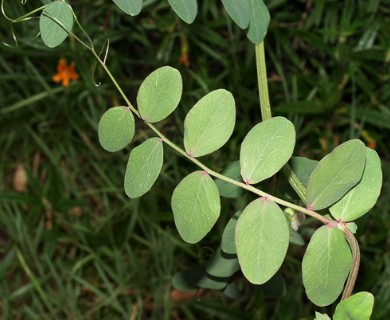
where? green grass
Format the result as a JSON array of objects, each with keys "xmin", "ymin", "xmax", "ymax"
[{"xmin": 1, "ymin": 0, "xmax": 389, "ymax": 319}]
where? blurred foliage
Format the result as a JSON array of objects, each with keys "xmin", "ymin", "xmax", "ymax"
[{"xmin": 0, "ymin": 0, "xmax": 389, "ymax": 319}]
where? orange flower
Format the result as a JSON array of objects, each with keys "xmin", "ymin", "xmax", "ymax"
[{"xmin": 52, "ymin": 58, "xmax": 79, "ymax": 87}]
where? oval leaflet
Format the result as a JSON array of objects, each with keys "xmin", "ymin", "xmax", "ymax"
[
  {"xmin": 137, "ymin": 66, "xmax": 182, "ymax": 123},
  {"xmin": 235, "ymin": 198, "xmax": 289, "ymax": 284},
  {"xmin": 330, "ymin": 148, "xmax": 382, "ymax": 221},
  {"xmin": 171, "ymin": 171, "xmax": 221, "ymax": 243},
  {"xmin": 124, "ymin": 137, "xmax": 164, "ymax": 198},
  {"xmin": 98, "ymin": 106, "xmax": 135, "ymax": 152},
  {"xmin": 240, "ymin": 117, "xmax": 296, "ymax": 184},
  {"xmin": 302, "ymin": 226, "xmax": 352, "ymax": 307},
  {"xmin": 306, "ymin": 139, "xmax": 366, "ymax": 210},
  {"xmin": 184, "ymin": 89, "xmax": 236, "ymax": 157},
  {"xmin": 40, "ymin": 1, "xmax": 74, "ymax": 48}
]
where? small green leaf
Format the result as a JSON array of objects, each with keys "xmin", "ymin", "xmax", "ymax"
[
  {"xmin": 240, "ymin": 117, "xmax": 296, "ymax": 184},
  {"xmin": 235, "ymin": 198, "xmax": 289, "ymax": 284},
  {"xmin": 330, "ymin": 148, "xmax": 382, "ymax": 221},
  {"xmin": 290, "ymin": 157, "xmax": 319, "ymax": 188},
  {"xmin": 221, "ymin": 0, "xmax": 250, "ymax": 29},
  {"xmin": 306, "ymin": 139, "xmax": 366, "ymax": 210},
  {"xmin": 333, "ymin": 292, "xmax": 374, "ymax": 320},
  {"xmin": 172, "ymin": 267, "xmax": 227, "ymax": 291},
  {"xmin": 247, "ymin": 0, "xmax": 270, "ymax": 44},
  {"xmin": 314, "ymin": 312, "xmax": 331, "ymax": 320},
  {"xmin": 184, "ymin": 89, "xmax": 236, "ymax": 157},
  {"xmin": 98, "ymin": 107, "xmax": 135, "ymax": 152},
  {"xmin": 172, "ymin": 171, "xmax": 221, "ymax": 243},
  {"xmin": 221, "ymin": 211, "xmax": 241, "ymax": 255},
  {"xmin": 40, "ymin": 1, "xmax": 74, "ymax": 48},
  {"xmin": 206, "ymin": 248, "xmax": 240, "ymax": 278},
  {"xmin": 168, "ymin": 0, "xmax": 198, "ymax": 24},
  {"xmin": 302, "ymin": 226, "xmax": 352, "ymax": 307},
  {"xmin": 137, "ymin": 66, "xmax": 182, "ymax": 123},
  {"xmin": 215, "ymin": 161, "xmax": 242, "ymax": 198},
  {"xmin": 124, "ymin": 138, "xmax": 163, "ymax": 198},
  {"xmin": 112, "ymin": 0, "xmax": 143, "ymax": 16}
]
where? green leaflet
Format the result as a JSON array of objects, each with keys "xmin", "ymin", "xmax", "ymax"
[
  {"xmin": 124, "ymin": 138, "xmax": 163, "ymax": 198},
  {"xmin": 330, "ymin": 148, "xmax": 382, "ymax": 221},
  {"xmin": 247, "ymin": 0, "xmax": 270, "ymax": 44},
  {"xmin": 214, "ymin": 161, "xmax": 242, "ymax": 198},
  {"xmin": 221, "ymin": 211, "xmax": 241, "ymax": 254},
  {"xmin": 137, "ymin": 66, "xmax": 182, "ymax": 123},
  {"xmin": 167, "ymin": 0, "xmax": 198, "ymax": 24},
  {"xmin": 39, "ymin": 1, "xmax": 74, "ymax": 48},
  {"xmin": 235, "ymin": 198, "xmax": 289, "ymax": 284},
  {"xmin": 306, "ymin": 139, "xmax": 366, "ymax": 210},
  {"xmin": 290, "ymin": 157, "xmax": 319, "ymax": 188},
  {"xmin": 302, "ymin": 226, "xmax": 352, "ymax": 307},
  {"xmin": 112, "ymin": 0, "xmax": 143, "ymax": 16},
  {"xmin": 98, "ymin": 107, "xmax": 135, "ymax": 152},
  {"xmin": 184, "ymin": 89, "xmax": 236, "ymax": 157},
  {"xmin": 333, "ymin": 292, "xmax": 374, "ymax": 320},
  {"xmin": 221, "ymin": 0, "xmax": 250, "ymax": 29},
  {"xmin": 206, "ymin": 248, "xmax": 240, "ymax": 278},
  {"xmin": 240, "ymin": 117, "xmax": 296, "ymax": 184},
  {"xmin": 171, "ymin": 171, "xmax": 220, "ymax": 243}
]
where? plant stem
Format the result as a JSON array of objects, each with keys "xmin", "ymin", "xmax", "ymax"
[
  {"xmin": 255, "ymin": 42, "xmax": 307, "ymax": 201},
  {"xmin": 341, "ymin": 228, "xmax": 360, "ymax": 300},
  {"xmin": 256, "ymin": 41, "xmax": 360, "ymax": 300},
  {"xmin": 255, "ymin": 42, "xmax": 272, "ymax": 120}
]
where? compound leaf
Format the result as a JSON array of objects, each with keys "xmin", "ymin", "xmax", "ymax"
[
  {"xmin": 235, "ymin": 198, "xmax": 289, "ymax": 284},
  {"xmin": 98, "ymin": 107, "xmax": 135, "ymax": 152},
  {"xmin": 184, "ymin": 89, "xmax": 236, "ymax": 157},
  {"xmin": 247, "ymin": 0, "xmax": 270, "ymax": 44},
  {"xmin": 333, "ymin": 292, "xmax": 374, "ymax": 320},
  {"xmin": 330, "ymin": 148, "xmax": 382, "ymax": 221},
  {"xmin": 172, "ymin": 171, "xmax": 220, "ymax": 243},
  {"xmin": 240, "ymin": 117, "xmax": 296, "ymax": 184},
  {"xmin": 124, "ymin": 138, "xmax": 163, "ymax": 198},
  {"xmin": 168, "ymin": 0, "xmax": 198, "ymax": 24},
  {"xmin": 112, "ymin": 0, "xmax": 143, "ymax": 16},
  {"xmin": 306, "ymin": 139, "xmax": 366, "ymax": 210},
  {"xmin": 221, "ymin": 0, "xmax": 250, "ymax": 29},
  {"xmin": 302, "ymin": 226, "xmax": 352, "ymax": 307},
  {"xmin": 40, "ymin": 1, "xmax": 73, "ymax": 48},
  {"xmin": 137, "ymin": 66, "xmax": 182, "ymax": 123}
]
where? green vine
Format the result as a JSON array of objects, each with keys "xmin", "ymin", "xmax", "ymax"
[{"xmin": 2, "ymin": 1, "xmax": 381, "ymax": 317}]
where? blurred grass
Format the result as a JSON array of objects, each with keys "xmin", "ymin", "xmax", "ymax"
[{"xmin": 0, "ymin": 0, "xmax": 389, "ymax": 319}]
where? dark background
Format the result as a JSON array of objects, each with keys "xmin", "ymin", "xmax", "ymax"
[{"xmin": 0, "ymin": 0, "xmax": 389, "ymax": 319}]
